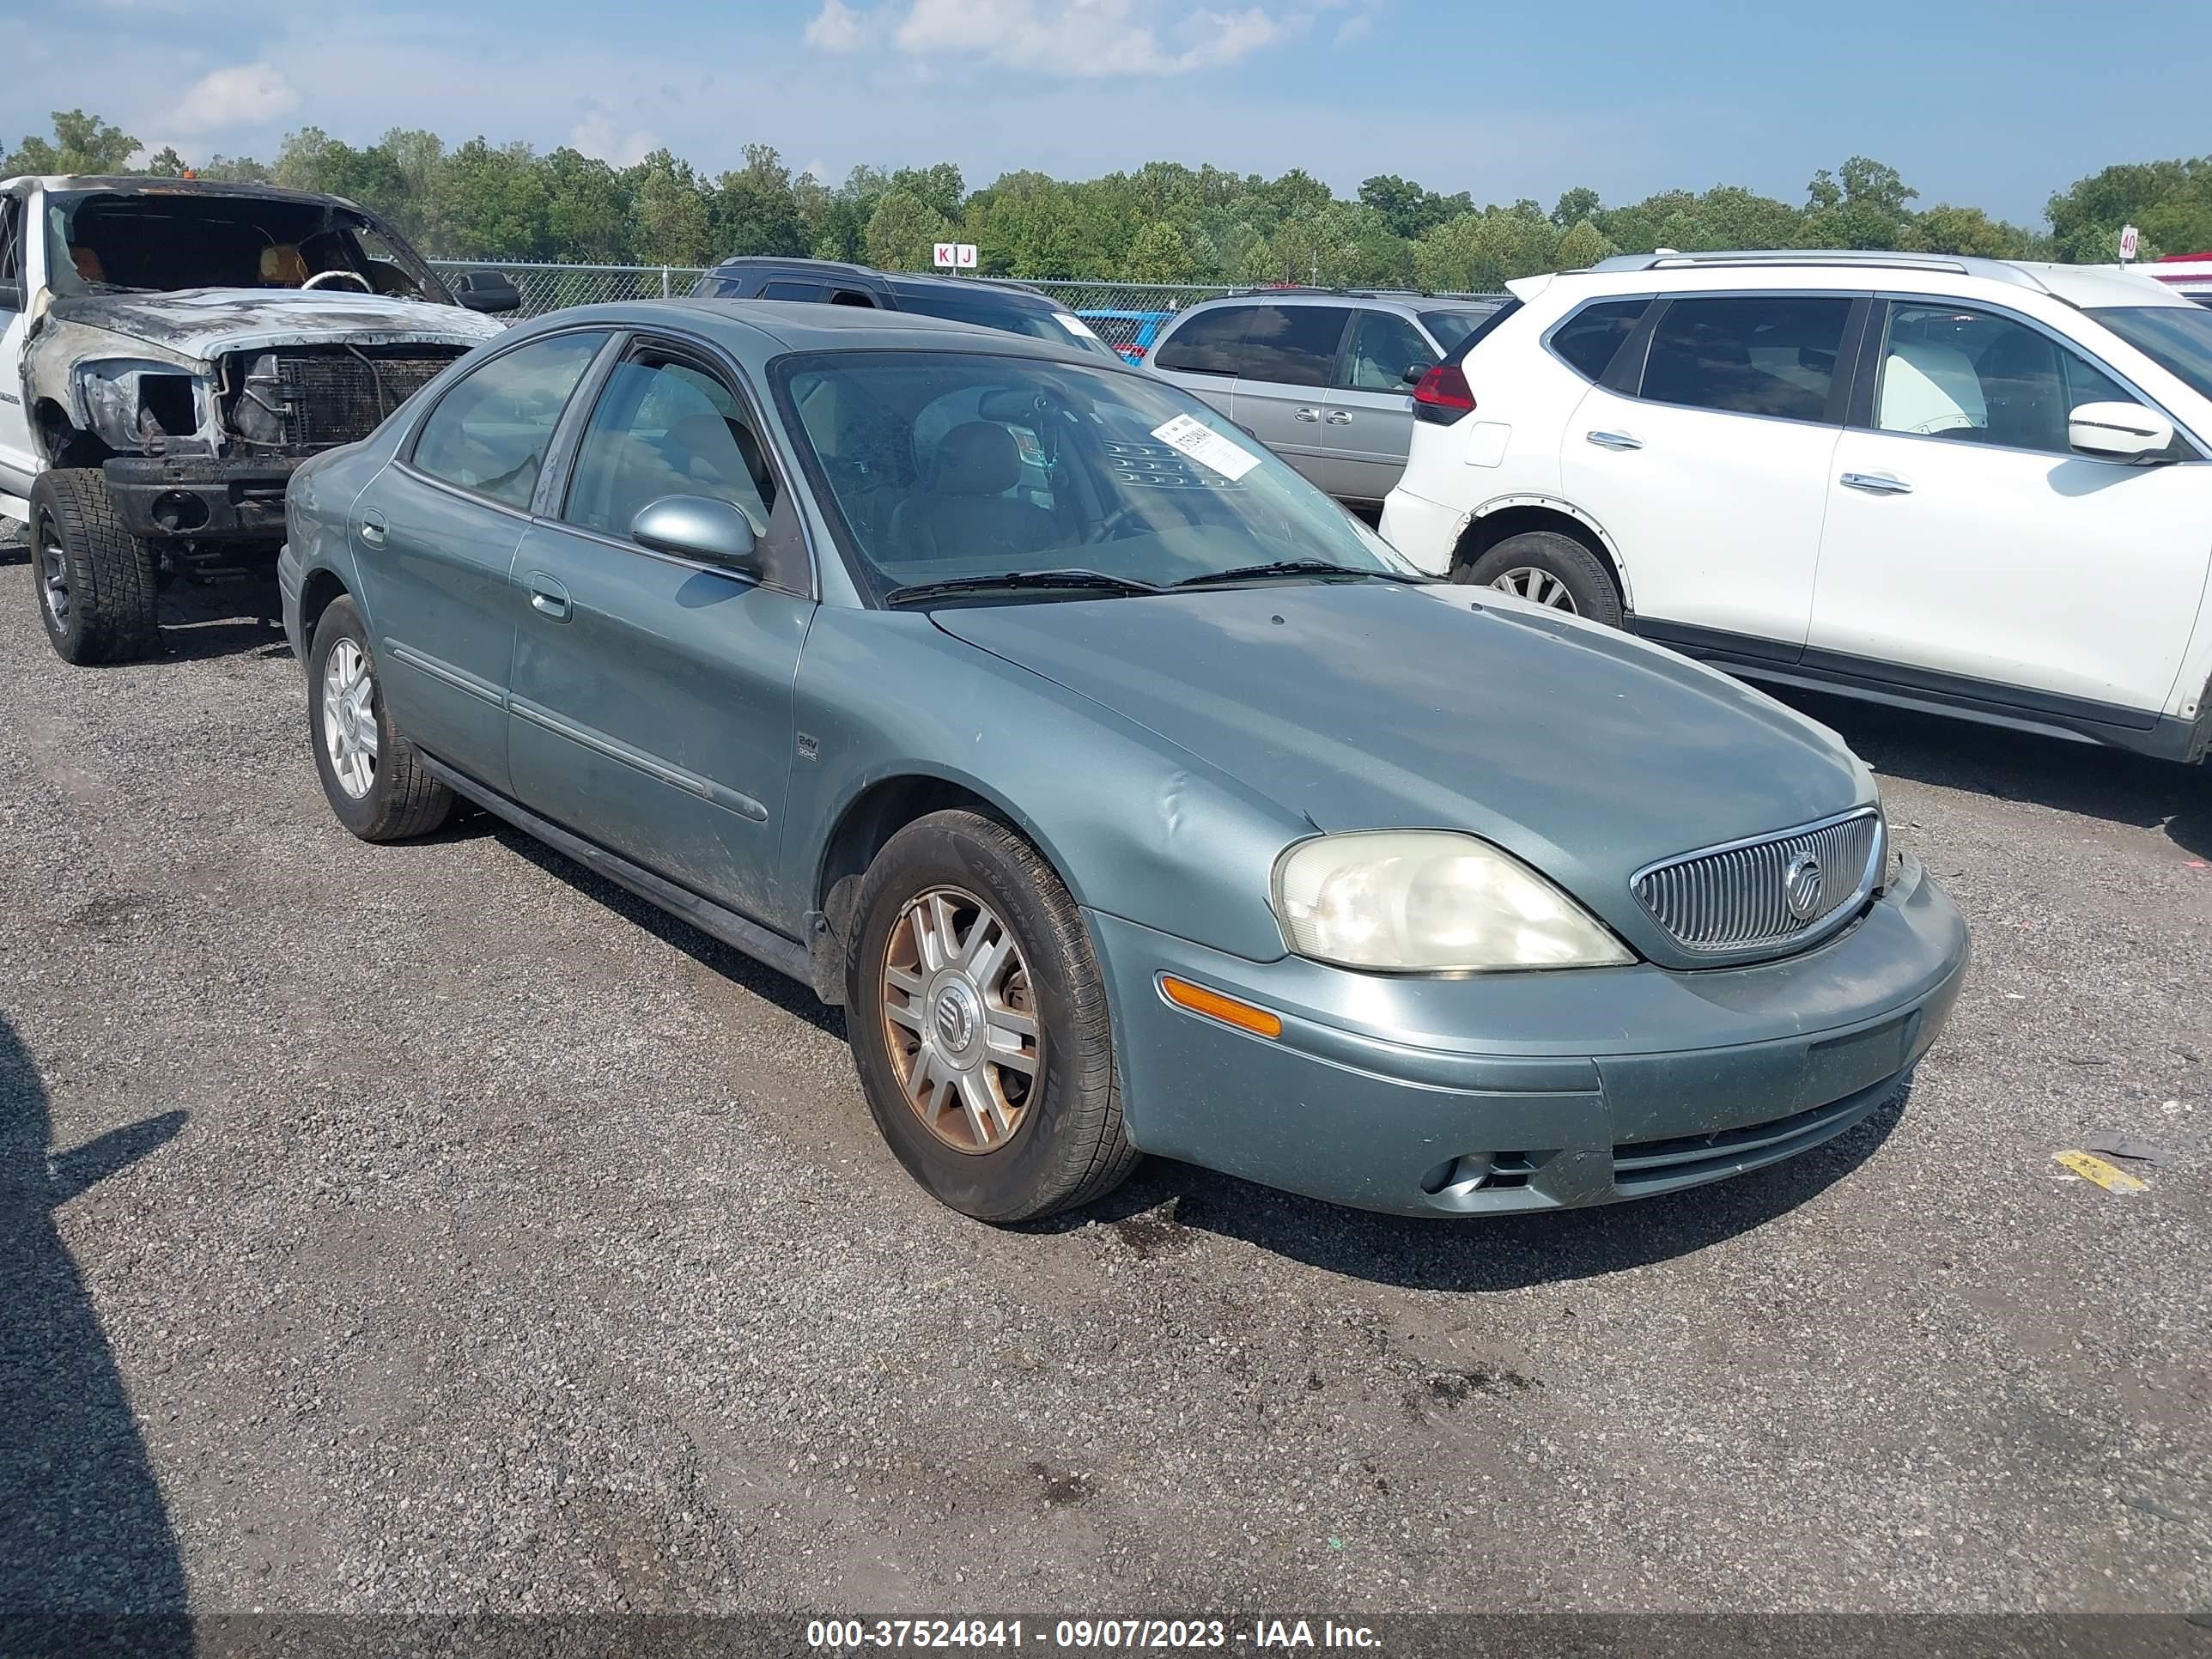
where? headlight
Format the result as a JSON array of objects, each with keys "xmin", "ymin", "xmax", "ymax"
[{"xmin": 1272, "ymin": 831, "xmax": 1632, "ymax": 972}]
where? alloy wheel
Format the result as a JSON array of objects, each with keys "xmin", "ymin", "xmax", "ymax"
[
  {"xmin": 321, "ymin": 639, "xmax": 380, "ymax": 799},
  {"xmin": 881, "ymin": 886, "xmax": 1042, "ymax": 1154},
  {"xmin": 34, "ymin": 508, "xmax": 69, "ymax": 629},
  {"xmin": 1489, "ymin": 567, "xmax": 1577, "ymax": 612}
]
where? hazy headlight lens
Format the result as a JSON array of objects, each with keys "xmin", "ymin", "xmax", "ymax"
[{"xmin": 1272, "ymin": 831, "xmax": 1632, "ymax": 971}]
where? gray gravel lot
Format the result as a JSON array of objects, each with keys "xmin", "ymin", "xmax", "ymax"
[{"xmin": 1, "ymin": 539, "xmax": 2208, "ymax": 1620}]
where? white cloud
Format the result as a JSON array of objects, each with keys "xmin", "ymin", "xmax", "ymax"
[
  {"xmin": 888, "ymin": 0, "xmax": 1284, "ymax": 77},
  {"xmin": 804, "ymin": 0, "xmax": 868, "ymax": 52},
  {"xmin": 570, "ymin": 109, "xmax": 659, "ymax": 167},
  {"xmin": 169, "ymin": 63, "xmax": 299, "ymax": 134}
]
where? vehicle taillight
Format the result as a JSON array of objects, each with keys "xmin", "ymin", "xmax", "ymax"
[{"xmin": 1413, "ymin": 363, "xmax": 1475, "ymax": 425}]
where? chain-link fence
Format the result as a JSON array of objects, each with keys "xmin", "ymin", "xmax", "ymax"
[
  {"xmin": 427, "ymin": 263, "xmax": 1496, "ymax": 362},
  {"xmin": 429, "ymin": 260, "xmax": 709, "ymax": 316}
]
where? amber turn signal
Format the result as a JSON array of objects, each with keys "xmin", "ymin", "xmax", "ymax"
[{"xmin": 1158, "ymin": 975, "xmax": 1283, "ymax": 1039}]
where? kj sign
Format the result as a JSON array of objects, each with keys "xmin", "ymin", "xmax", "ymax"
[{"xmin": 933, "ymin": 242, "xmax": 979, "ymax": 270}]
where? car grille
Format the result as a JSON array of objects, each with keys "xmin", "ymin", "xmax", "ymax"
[
  {"xmin": 233, "ymin": 346, "xmax": 467, "ymax": 451},
  {"xmin": 1632, "ymin": 807, "xmax": 1883, "ymax": 956}
]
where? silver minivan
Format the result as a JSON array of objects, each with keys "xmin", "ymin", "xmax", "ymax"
[{"xmin": 1146, "ymin": 291, "xmax": 1504, "ymax": 506}]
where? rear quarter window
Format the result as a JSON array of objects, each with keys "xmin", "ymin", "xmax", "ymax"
[{"xmin": 1547, "ymin": 298, "xmax": 1652, "ymax": 382}]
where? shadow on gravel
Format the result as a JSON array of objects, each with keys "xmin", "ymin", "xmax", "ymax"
[
  {"xmin": 1769, "ymin": 687, "xmax": 2212, "ymax": 860},
  {"xmin": 1073, "ymin": 1085, "xmax": 1909, "ymax": 1291},
  {"xmin": 154, "ymin": 580, "xmax": 288, "ymax": 666},
  {"xmin": 0, "ymin": 1015, "xmax": 191, "ymax": 1644},
  {"xmin": 494, "ymin": 828, "xmax": 848, "ymax": 1039}
]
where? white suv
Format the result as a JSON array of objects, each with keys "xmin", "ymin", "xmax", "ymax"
[{"xmin": 1380, "ymin": 250, "xmax": 2212, "ymax": 763}]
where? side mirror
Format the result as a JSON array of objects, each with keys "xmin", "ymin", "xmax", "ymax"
[
  {"xmin": 453, "ymin": 269, "xmax": 522, "ymax": 314},
  {"xmin": 630, "ymin": 495, "xmax": 760, "ymax": 573},
  {"xmin": 2070, "ymin": 401, "xmax": 2175, "ymax": 460},
  {"xmin": 1400, "ymin": 361, "xmax": 1434, "ymax": 386}
]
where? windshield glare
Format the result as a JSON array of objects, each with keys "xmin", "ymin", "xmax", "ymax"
[
  {"xmin": 2091, "ymin": 304, "xmax": 2212, "ymax": 404},
  {"xmin": 778, "ymin": 350, "xmax": 1412, "ymax": 600},
  {"xmin": 45, "ymin": 190, "xmax": 447, "ymax": 303}
]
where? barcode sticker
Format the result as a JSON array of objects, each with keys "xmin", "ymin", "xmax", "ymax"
[{"xmin": 1151, "ymin": 413, "xmax": 1261, "ymax": 481}]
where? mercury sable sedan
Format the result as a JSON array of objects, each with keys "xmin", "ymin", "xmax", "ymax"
[{"xmin": 280, "ymin": 301, "xmax": 1968, "ymax": 1223}]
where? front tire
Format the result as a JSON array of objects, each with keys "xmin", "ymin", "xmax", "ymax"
[
  {"xmin": 1455, "ymin": 528, "xmax": 1624, "ymax": 626},
  {"xmin": 29, "ymin": 469, "xmax": 161, "ymax": 664},
  {"xmin": 846, "ymin": 810, "xmax": 1138, "ymax": 1223},
  {"xmin": 307, "ymin": 596, "xmax": 453, "ymax": 842}
]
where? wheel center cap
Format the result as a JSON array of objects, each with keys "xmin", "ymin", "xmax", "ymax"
[{"xmin": 931, "ymin": 979, "xmax": 981, "ymax": 1057}]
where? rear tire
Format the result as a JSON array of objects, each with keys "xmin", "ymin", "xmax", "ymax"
[
  {"xmin": 307, "ymin": 596, "xmax": 453, "ymax": 842},
  {"xmin": 1455, "ymin": 528, "xmax": 1624, "ymax": 626},
  {"xmin": 29, "ymin": 469, "xmax": 161, "ymax": 664},
  {"xmin": 846, "ymin": 810, "xmax": 1139, "ymax": 1223}
]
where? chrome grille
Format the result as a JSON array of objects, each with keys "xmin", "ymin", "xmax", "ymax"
[{"xmin": 1632, "ymin": 808, "xmax": 1883, "ymax": 955}]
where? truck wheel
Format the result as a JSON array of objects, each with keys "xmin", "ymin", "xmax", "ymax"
[
  {"xmin": 28, "ymin": 469, "xmax": 161, "ymax": 664},
  {"xmin": 307, "ymin": 596, "xmax": 453, "ymax": 842},
  {"xmin": 846, "ymin": 810, "xmax": 1139, "ymax": 1223}
]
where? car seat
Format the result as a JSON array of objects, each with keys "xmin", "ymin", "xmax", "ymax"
[
  {"xmin": 1879, "ymin": 338, "xmax": 1986, "ymax": 435},
  {"xmin": 259, "ymin": 245, "xmax": 311, "ymax": 287},
  {"xmin": 888, "ymin": 422, "xmax": 1055, "ymax": 563}
]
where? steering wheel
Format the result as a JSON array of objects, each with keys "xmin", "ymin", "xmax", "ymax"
[
  {"xmin": 301, "ymin": 270, "xmax": 372, "ymax": 293},
  {"xmin": 1085, "ymin": 504, "xmax": 1156, "ymax": 545}
]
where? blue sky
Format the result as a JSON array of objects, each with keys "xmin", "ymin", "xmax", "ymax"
[{"xmin": 13, "ymin": 0, "xmax": 2207, "ymax": 228}]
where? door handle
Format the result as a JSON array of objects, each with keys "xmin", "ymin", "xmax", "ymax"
[
  {"xmin": 1292, "ymin": 407, "xmax": 1322, "ymax": 422},
  {"xmin": 357, "ymin": 511, "xmax": 387, "ymax": 548},
  {"xmin": 1584, "ymin": 430, "xmax": 1642, "ymax": 451},
  {"xmin": 1323, "ymin": 410, "xmax": 1352, "ymax": 426},
  {"xmin": 526, "ymin": 573, "xmax": 571, "ymax": 622},
  {"xmin": 1840, "ymin": 471, "xmax": 1913, "ymax": 495}
]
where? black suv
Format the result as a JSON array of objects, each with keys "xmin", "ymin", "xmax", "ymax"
[{"xmin": 690, "ymin": 258, "xmax": 1116, "ymax": 359}]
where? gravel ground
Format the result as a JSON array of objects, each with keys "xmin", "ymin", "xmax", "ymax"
[{"xmin": 1, "ymin": 538, "xmax": 2208, "ymax": 1620}]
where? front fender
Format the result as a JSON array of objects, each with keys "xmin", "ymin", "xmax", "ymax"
[{"xmin": 782, "ymin": 607, "xmax": 1309, "ymax": 963}]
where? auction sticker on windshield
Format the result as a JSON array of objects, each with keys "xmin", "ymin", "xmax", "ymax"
[{"xmin": 1152, "ymin": 413, "xmax": 1261, "ymax": 481}]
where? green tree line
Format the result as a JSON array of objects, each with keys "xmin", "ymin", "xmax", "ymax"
[{"xmin": 10, "ymin": 109, "xmax": 2210, "ymax": 289}]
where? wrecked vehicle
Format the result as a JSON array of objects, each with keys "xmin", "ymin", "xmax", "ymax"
[{"xmin": 0, "ymin": 174, "xmax": 517, "ymax": 662}]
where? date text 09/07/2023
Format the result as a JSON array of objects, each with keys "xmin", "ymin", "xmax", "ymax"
[{"xmin": 805, "ymin": 1618, "xmax": 1384, "ymax": 1650}]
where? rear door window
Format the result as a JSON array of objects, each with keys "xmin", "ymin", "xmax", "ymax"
[
  {"xmin": 1547, "ymin": 298, "xmax": 1652, "ymax": 382},
  {"xmin": 409, "ymin": 330, "xmax": 609, "ymax": 507},
  {"xmin": 762, "ymin": 279, "xmax": 829, "ymax": 301},
  {"xmin": 1237, "ymin": 305, "xmax": 1352, "ymax": 388},
  {"xmin": 1638, "ymin": 295, "xmax": 1854, "ymax": 421},
  {"xmin": 1153, "ymin": 305, "xmax": 1258, "ymax": 376}
]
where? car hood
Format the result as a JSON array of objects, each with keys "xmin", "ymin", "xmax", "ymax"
[
  {"xmin": 46, "ymin": 288, "xmax": 504, "ymax": 360},
  {"xmin": 932, "ymin": 582, "xmax": 1873, "ymax": 962}
]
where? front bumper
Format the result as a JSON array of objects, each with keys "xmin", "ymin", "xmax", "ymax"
[
  {"xmin": 1376, "ymin": 485, "xmax": 1464, "ymax": 576},
  {"xmin": 1088, "ymin": 855, "xmax": 1968, "ymax": 1217},
  {"xmin": 103, "ymin": 455, "xmax": 301, "ymax": 544}
]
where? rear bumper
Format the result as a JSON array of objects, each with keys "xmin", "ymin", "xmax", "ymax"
[
  {"xmin": 102, "ymin": 455, "xmax": 300, "ymax": 544},
  {"xmin": 1086, "ymin": 855, "xmax": 1968, "ymax": 1217},
  {"xmin": 1376, "ymin": 485, "xmax": 1464, "ymax": 576}
]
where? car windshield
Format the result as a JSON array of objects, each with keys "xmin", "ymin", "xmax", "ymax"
[
  {"xmin": 2089, "ymin": 305, "xmax": 2212, "ymax": 404},
  {"xmin": 776, "ymin": 349, "xmax": 1415, "ymax": 601},
  {"xmin": 44, "ymin": 188, "xmax": 450, "ymax": 303},
  {"xmin": 890, "ymin": 288, "xmax": 1118, "ymax": 358}
]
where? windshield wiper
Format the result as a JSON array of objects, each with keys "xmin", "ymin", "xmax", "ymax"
[
  {"xmin": 884, "ymin": 568, "xmax": 1164, "ymax": 607},
  {"xmin": 1170, "ymin": 559, "xmax": 1421, "ymax": 590}
]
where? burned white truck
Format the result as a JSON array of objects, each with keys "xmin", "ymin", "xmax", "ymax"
[{"xmin": 0, "ymin": 175, "xmax": 519, "ymax": 662}]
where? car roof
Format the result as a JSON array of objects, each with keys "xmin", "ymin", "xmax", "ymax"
[
  {"xmin": 3, "ymin": 173, "xmax": 362, "ymax": 211},
  {"xmin": 1561, "ymin": 249, "xmax": 2199, "ymax": 311},
  {"xmin": 1172, "ymin": 289, "xmax": 1502, "ymax": 316},
  {"xmin": 514, "ymin": 296, "xmax": 1130, "ymax": 371},
  {"xmin": 704, "ymin": 254, "xmax": 1053, "ymax": 305}
]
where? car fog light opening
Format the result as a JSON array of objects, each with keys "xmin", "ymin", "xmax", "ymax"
[{"xmin": 1158, "ymin": 975, "xmax": 1283, "ymax": 1039}]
